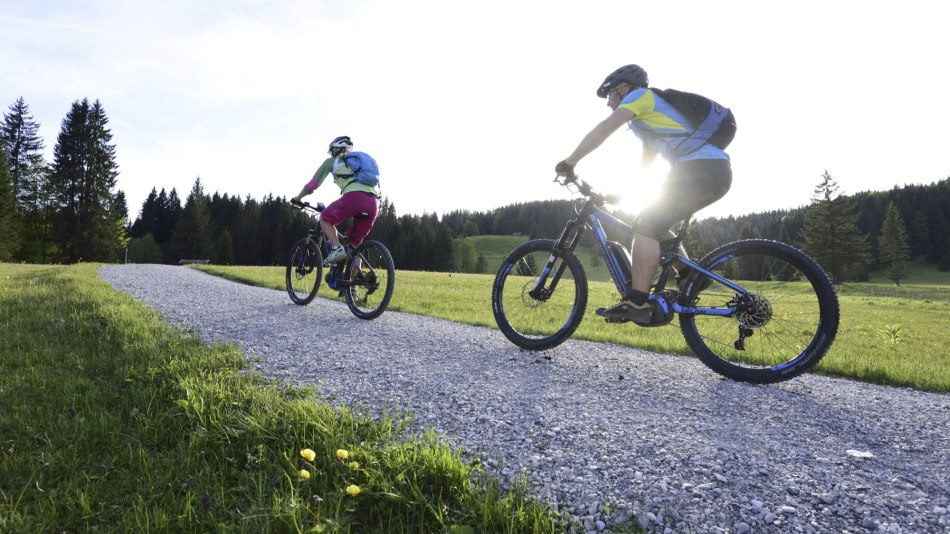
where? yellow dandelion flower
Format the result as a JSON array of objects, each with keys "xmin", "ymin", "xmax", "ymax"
[
  {"xmin": 336, "ymin": 449, "xmax": 349, "ymax": 460},
  {"xmin": 298, "ymin": 469, "xmax": 311, "ymax": 480},
  {"xmin": 348, "ymin": 461, "xmax": 360, "ymax": 470},
  {"xmin": 345, "ymin": 484, "xmax": 361, "ymax": 496},
  {"xmin": 300, "ymin": 448, "xmax": 316, "ymax": 462}
]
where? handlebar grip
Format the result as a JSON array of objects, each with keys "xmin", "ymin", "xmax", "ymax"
[{"xmin": 554, "ymin": 161, "xmax": 577, "ymax": 181}]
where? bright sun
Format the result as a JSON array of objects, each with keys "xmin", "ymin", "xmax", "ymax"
[{"xmin": 612, "ymin": 160, "xmax": 666, "ymax": 216}]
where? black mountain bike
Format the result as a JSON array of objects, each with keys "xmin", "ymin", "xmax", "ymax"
[
  {"xmin": 287, "ymin": 200, "xmax": 394, "ymax": 320},
  {"xmin": 491, "ymin": 176, "xmax": 840, "ymax": 384}
]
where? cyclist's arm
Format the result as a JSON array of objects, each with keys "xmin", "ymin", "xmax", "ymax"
[
  {"xmin": 292, "ymin": 158, "xmax": 334, "ymax": 202},
  {"xmin": 561, "ymin": 107, "xmax": 635, "ymax": 168}
]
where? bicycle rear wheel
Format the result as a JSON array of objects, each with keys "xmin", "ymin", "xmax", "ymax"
[
  {"xmin": 678, "ymin": 239, "xmax": 839, "ymax": 383},
  {"xmin": 491, "ymin": 239, "xmax": 588, "ymax": 350},
  {"xmin": 286, "ymin": 238, "xmax": 323, "ymax": 305},
  {"xmin": 344, "ymin": 240, "xmax": 394, "ymax": 320}
]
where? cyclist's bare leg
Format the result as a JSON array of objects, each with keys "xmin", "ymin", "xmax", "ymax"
[
  {"xmin": 631, "ymin": 233, "xmax": 661, "ymax": 294},
  {"xmin": 661, "ymin": 229, "xmax": 689, "ymax": 271},
  {"xmin": 320, "ymin": 219, "xmax": 342, "ymax": 248},
  {"xmin": 596, "ymin": 232, "xmax": 659, "ymax": 321}
]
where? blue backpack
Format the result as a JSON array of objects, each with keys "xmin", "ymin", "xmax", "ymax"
[{"xmin": 344, "ymin": 151, "xmax": 380, "ymax": 187}]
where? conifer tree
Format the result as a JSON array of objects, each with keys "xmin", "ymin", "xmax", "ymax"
[
  {"xmin": 431, "ymin": 225, "xmax": 455, "ymax": 271},
  {"xmin": 156, "ymin": 188, "xmax": 183, "ymax": 262},
  {"xmin": 232, "ymin": 195, "xmax": 260, "ymax": 265},
  {"xmin": 112, "ymin": 189, "xmax": 131, "ymax": 259},
  {"xmin": 48, "ymin": 99, "xmax": 126, "ymax": 262},
  {"xmin": 910, "ymin": 210, "xmax": 929, "ymax": 258},
  {"xmin": 171, "ymin": 177, "xmax": 214, "ymax": 261},
  {"xmin": 2, "ymin": 97, "xmax": 47, "ymax": 210},
  {"xmin": 131, "ymin": 188, "xmax": 161, "ymax": 239},
  {"xmin": 2, "ymin": 97, "xmax": 52, "ymax": 261},
  {"xmin": 879, "ymin": 201, "xmax": 910, "ymax": 285},
  {"xmin": 214, "ymin": 229, "xmax": 234, "ymax": 265},
  {"xmin": 683, "ymin": 222, "xmax": 708, "ymax": 261},
  {"xmin": 940, "ymin": 235, "xmax": 950, "ymax": 272},
  {"xmin": 163, "ymin": 188, "xmax": 183, "ymax": 238},
  {"xmin": 800, "ymin": 171, "xmax": 869, "ymax": 283},
  {"xmin": 0, "ymin": 145, "xmax": 19, "ymax": 260},
  {"xmin": 151, "ymin": 188, "xmax": 180, "ymax": 243}
]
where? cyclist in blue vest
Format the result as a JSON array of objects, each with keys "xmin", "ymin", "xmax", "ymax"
[
  {"xmin": 555, "ymin": 64, "xmax": 733, "ymax": 325},
  {"xmin": 291, "ymin": 135, "xmax": 381, "ymax": 264}
]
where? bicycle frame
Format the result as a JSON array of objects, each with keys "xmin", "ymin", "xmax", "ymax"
[
  {"xmin": 536, "ymin": 192, "xmax": 751, "ymax": 319},
  {"xmin": 295, "ymin": 203, "xmax": 363, "ymax": 288}
]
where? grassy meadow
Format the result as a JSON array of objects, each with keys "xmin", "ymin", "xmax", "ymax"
[
  {"xmin": 0, "ymin": 263, "xmax": 574, "ymax": 532},
  {"xmin": 196, "ymin": 258, "xmax": 950, "ymax": 393},
  {"xmin": 465, "ymin": 235, "xmax": 616, "ymax": 282},
  {"xmin": 465, "ymin": 235, "xmax": 529, "ymax": 274}
]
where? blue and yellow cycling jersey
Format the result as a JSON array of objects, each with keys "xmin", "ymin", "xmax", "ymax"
[{"xmin": 619, "ymin": 88, "xmax": 730, "ymax": 164}]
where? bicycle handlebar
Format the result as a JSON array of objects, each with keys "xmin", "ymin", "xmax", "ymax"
[
  {"xmin": 289, "ymin": 199, "xmax": 326, "ymax": 212},
  {"xmin": 553, "ymin": 174, "xmax": 622, "ymax": 207}
]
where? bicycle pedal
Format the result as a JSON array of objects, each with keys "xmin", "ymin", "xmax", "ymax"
[{"xmin": 604, "ymin": 317, "xmax": 632, "ymax": 324}]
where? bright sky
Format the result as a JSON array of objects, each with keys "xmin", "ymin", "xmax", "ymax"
[{"xmin": 2, "ymin": 0, "xmax": 948, "ymax": 222}]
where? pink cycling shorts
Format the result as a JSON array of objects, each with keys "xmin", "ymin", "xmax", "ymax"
[{"xmin": 320, "ymin": 191, "xmax": 379, "ymax": 246}]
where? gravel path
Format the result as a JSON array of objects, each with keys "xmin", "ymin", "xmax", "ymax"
[{"xmin": 99, "ymin": 264, "xmax": 949, "ymax": 533}]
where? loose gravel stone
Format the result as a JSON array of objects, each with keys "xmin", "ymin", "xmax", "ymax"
[{"xmin": 99, "ymin": 264, "xmax": 950, "ymax": 533}]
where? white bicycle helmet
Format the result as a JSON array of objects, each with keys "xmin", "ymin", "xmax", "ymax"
[{"xmin": 328, "ymin": 135, "xmax": 353, "ymax": 154}]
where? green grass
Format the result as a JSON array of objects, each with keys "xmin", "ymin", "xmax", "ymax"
[
  {"xmin": 0, "ymin": 263, "xmax": 575, "ymax": 532},
  {"xmin": 865, "ymin": 256, "xmax": 950, "ymax": 286},
  {"xmin": 195, "ymin": 263, "xmax": 950, "ymax": 393}
]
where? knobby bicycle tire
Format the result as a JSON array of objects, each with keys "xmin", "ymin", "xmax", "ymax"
[
  {"xmin": 492, "ymin": 239, "xmax": 588, "ymax": 350},
  {"xmin": 286, "ymin": 238, "xmax": 323, "ymax": 305},
  {"xmin": 344, "ymin": 240, "xmax": 394, "ymax": 320},
  {"xmin": 678, "ymin": 239, "xmax": 839, "ymax": 383}
]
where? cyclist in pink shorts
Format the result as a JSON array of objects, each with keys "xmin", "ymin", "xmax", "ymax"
[{"xmin": 291, "ymin": 136, "xmax": 381, "ymax": 263}]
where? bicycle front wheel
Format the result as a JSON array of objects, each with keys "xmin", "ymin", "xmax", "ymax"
[
  {"xmin": 492, "ymin": 239, "xmax": 588, "ymax": 351},
  {"xmin": 344, "ymin": 240, "xmax": 394, "ymax": 320},
  {"xmin": 286, "ymin": 238, "xmax": 322, "ymax": 305},
  {"xmin": 679, "ymin": 239, "xmax": 839, "ymax": 383}
]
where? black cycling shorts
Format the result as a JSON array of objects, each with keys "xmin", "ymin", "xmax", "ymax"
[{"xmin": 634, "ymin": 159, "xmax": 732, "ymax": 239}]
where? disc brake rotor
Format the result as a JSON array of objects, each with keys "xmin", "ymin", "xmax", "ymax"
[{"xmin": 736, "ymin": 293, "xmax": 772, "ymax": 329}]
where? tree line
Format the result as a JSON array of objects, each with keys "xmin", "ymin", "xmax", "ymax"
[
  {"xmin": 2, "ymin": 96, "xmax": 946, "ymax": 283},
  {"xmin": 104, "ymin": 170, "xmax": 950, "ymax": 285}
]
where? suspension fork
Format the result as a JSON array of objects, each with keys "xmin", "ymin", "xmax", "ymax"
[
  {"xmin": 528, "ymin": 218, "xmax": 585, "ymax": 300},
  {"xmin": 303, "ymin": 226, "xmax": 321, "ymax": 246}
]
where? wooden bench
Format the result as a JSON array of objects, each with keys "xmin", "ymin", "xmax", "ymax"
[{"xmin": 177, "ymin": 259, "xmax": 210, "ymax": 265}]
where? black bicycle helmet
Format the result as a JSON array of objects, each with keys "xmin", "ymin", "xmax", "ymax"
[
  {"xmin": 328, "ymin": 135, "xmax": 353, "ymax": 152},
  {"xmin": 597, "ymin": 64, "xmax": 649, "ymax": 98}
]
